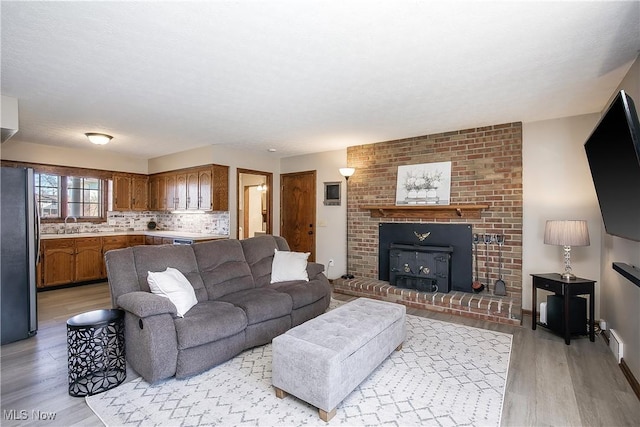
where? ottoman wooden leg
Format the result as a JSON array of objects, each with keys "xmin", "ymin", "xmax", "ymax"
[
  {"xmin": 319, "ymin": 407, "xmax": 337, "ymax": 422},
  {"xmin": 274, "ymin": 387, "xmax": 287, "ymax": 399},
  {"xmin": 396, "ymin": 342, "xmax": 403, "ymax": 351}
]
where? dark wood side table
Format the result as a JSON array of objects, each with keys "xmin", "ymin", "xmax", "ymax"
[{"xmin": 531, "ymin": 273, "xmax": 596, "ymax": 345}]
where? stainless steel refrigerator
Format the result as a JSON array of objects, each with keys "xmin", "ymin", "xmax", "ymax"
[{"xmin": 1, "ymin": 166, "xmax": 39, "ymax": 344}]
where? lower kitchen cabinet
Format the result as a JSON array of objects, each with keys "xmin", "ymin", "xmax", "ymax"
[
  {"xmin": 128, "ymin": 235, "xmax": 145, "ymax": 247},
  {"xmin": 75, "ymin": 237, "xmax": 103, "ymax": 282},
  {"xmin": 38, "ymin": 234, "xmax": 147, "ymax": 289},
  {"xmin": 41, "ymin": 239, "xmax": 75, "ymax": 288}
]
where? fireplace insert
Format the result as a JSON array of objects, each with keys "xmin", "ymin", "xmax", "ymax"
[
  {"xmin": 379, "ymin": 223, "xmax": 473, "ymax": 292},
  {"xmin": 389, "ymin": 244, "xmax": 453, "ymax": 293}
]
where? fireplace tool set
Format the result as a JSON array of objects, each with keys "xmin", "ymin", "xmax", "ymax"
[{"xmin": 473, "ymin": 233, "xmax": 507, "ymax": 296}]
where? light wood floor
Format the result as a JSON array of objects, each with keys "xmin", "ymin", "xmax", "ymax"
[{"xmin": 1, "ymin": 283, "xmax": 639, "ymax": 426}]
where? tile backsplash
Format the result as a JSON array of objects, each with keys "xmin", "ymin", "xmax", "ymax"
[{"xmin": 41, "ymin": 211, "xmax": 230, "ymax": 235}]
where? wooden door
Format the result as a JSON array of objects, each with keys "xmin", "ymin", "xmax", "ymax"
[
  {"xmin": 75, "ymin": 237, "xmax": 103, "ymax": 282},
  {"xmin": 280, "ymin": 171, "xmax": 316, "ymax": 261},
  {"xmin": 157, "ymin": 175, "xmax": 167, "ymax": 211}
]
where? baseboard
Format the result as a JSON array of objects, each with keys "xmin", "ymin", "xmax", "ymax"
[{"xmin": 620, "ymin": 358, "xmax": 640, "ymax": 401}]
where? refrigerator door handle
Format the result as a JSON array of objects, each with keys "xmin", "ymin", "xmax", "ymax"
[{"xmin": 35, "ymin": 194, "xmax": 41, "ymax": 264}]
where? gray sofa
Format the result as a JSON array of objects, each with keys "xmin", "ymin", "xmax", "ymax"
[{"xmin": 104, "ymin": 235, "xmax": 331, "ymax": 383}]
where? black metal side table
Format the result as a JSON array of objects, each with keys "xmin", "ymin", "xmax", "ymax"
[{"xmin": 67, "ymin": 309, "xmax": 126, "ymax": 397}]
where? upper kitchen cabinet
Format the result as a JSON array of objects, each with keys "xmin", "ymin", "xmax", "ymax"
[
  {"xmin": 149, "ymin": 164, "xmax": 229, "ymax": 212},
  {"xmin": 112, "ymin": 173, "xmax": 148, "ymax": 211},
  {"xmin": 212, "ymin": 164, "xmax": 229, "ymax": 211},
  {"xmin": 149, "ymin": 174, "xmax": 169, "ymax": 211}
]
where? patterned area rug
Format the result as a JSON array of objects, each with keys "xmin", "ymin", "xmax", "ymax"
[{"xmin": 86, "ymin": 302, "xmax": 512, "ymax": 426}]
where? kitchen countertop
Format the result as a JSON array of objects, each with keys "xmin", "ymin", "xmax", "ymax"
[{"xmin": 41, "ymin": 230, "xmax": 228, "ymax": 241}]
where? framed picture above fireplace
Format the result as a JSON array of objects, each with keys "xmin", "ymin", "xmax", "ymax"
[{"xmin": 395, "ymin": 161, "xmax": 451, "ymax": 205}]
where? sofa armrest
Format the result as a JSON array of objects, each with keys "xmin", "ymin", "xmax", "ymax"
[
  {"xmin": 117, "ymin": 291, "xmax": 177, "ymax": 318},
  {"xmin": 307, "ymin": 261, "xmax": 325, "ymax": 279}
]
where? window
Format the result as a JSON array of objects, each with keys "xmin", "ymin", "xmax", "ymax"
[
  {"xmin": 35, "ymin": 172, "xmax": 107, "ymax": 221},
  {"xmin": 35, "ymin": 173, "xmax": 60, "ymax": 218}
]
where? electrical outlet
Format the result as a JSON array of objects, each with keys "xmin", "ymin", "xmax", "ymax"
[{"xmin": 328, "ymin": 259, "xmax": 335, "ymax": 267}]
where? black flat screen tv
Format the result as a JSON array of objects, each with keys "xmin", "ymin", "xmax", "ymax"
[{"xmin": 584, "ymin": 90, "xmax": 640, "ymax": 242}]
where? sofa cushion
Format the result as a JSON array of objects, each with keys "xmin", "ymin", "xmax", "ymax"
[
  {"xmin": 174, "ymin": 301, "xmax": 247, "ymax": 350},
  {"xmin": 217, "ymin": 288, "xmax": 293, "ymax": 325},
  {"xmin": 270, "ymin": 279, "xmax": 331, "ymax": 310},
  {"xmin": 241, "ymin": 235, "xmax": 290, "ymax": 287},
  {"xmin": 147, "ymin": 267, "xmax": 198, "ymax": 317},
  {"xmin": 132, "ymin": 245, "xmax": 208, "ymax": 302},
  {"xmin": 193, "ymin": 239, "xmax": 256, "ymax": 300},
  {"xmin": 271, "ymin": 250, "xmax": 310, "ymax": 283}
]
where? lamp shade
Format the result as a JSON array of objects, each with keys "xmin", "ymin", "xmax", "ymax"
[
  {"xmin": 544, "ymin": 220, "xmax": 590, "ymax": 246},
  {"xmin": 339, "ymin": 167, "xmax": 355, "ymax": 178}
]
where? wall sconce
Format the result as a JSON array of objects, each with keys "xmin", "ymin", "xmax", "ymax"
[
  {"xmin": 256, "ymin": 183, "xmax": 267, "ymax": 192},
  {"xmin": 85, "ymin": 132, "xmax": 113, "ymax": 145},
  {"xmin": 544, "ymin": 220, "xmax": 590, "ymax": 280}
]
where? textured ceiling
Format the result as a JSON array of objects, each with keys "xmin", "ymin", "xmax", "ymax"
[{"xmin": 1, "ymin": 1, "xmax": 639, "ymax": 160}]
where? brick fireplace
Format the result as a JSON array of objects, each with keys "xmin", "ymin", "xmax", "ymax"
[{"xmin": 333, "ymin": 122, "xmax": 523, "ymax": 325}]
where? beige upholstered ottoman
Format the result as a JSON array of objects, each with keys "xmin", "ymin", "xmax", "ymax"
[{"xmin": 271, "ymin": 298, "xmax": 406, "ymax": 421}]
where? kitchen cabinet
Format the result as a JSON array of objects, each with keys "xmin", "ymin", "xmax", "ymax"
[
  {"xmin": 212, "ymin": 164, "xmax": 229, "ymax": 211},
  {"xmin": 113, "ymin": 174, "xmax": 131, "ymax": 211},
  {"xmin": 149, "ymin": 174, "xmax": 172, "ymax": 211},
  {"xmin": 75, "ymin": 237, "xmax": 103, "ymax": 282},
  {"xmin": 39, "ymin": 235, "xmax": 149, "ymax": 289},
  {"xmin": 163, "ymin": 174, "xmax": 176, "ymax": 211},
  {"xmin": 131, "ymin": 176, "xmax": 149, "ymax": 210},
  {"xmin": 102, "ymin": 235, "xmax": 128, "ymax": 253},
  {"xmin": 149, "ymin": 175, "xmax": 161, "ymax": 211},
  {"xmin": 112, "ymin": 173, "xmax": 149, "ymax": 211},
  {"xmin": 41, "ymin": 239, "xmax": 75, "ymax": 288},
  {"xmin": 148, "ymin": 164, "xmax": 229, "ymax": 212},
  {"xmin": 128, "ymin": 235, "xmax": 145, "ymax": 247},
  {"xmin": 186, "ymin": 170, "xmax": 199, "ymax": 210},
  {"xmin": 199, "ymin": 167, "xmax": 212, "ymax": 210},
  {"xmin": 145, "ymin": 236, "xmax": 172, "ymax": 245},
  {"xmin": 175, "ymin": 173, "xmax": 188, "ymax": 210}
]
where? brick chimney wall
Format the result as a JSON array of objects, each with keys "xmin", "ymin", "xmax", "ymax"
[{"xmin": 345, "ymin": 122, "xmax": 522, "ymax": 306}]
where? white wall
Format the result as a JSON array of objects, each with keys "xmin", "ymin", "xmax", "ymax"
[
  {"xmin": 0, "ymin": 140, "xmax": 148, "ymax": 174},
  {"xmin": 148, "ymin": 144, "xmax": 281, "ymax": 238},
  {"xmin": 599, "ymin": 55, "xmax": 640, "ymax": 379},
  {"xmin": 522, "ymin": 114, "xmax": 602, "ymax": 313},
  {"xmin": 280, "ymin": 149, "xmax": 348, "ymax": 280}
]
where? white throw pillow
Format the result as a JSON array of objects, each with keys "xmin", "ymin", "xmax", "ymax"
[
  {"xmin": 147, "ymin": 267, "xmax": 198, "ymax": 317},
  {"xmin": 270, "ymin": 249, "xmax": 310, "ymax": 283}
]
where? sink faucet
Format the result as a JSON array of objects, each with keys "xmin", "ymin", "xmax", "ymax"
[{"xmin": 64, "ymin": 215, "xmax": 77, "ymax": 234}]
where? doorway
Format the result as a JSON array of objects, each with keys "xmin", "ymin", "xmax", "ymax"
[
  {"xmin": 280, "ymin": 170, "xmax": 316, "ymax": 261},
  {"xmin": 237, "ymin": 169, "xmax": 272, "ymax": 240}
]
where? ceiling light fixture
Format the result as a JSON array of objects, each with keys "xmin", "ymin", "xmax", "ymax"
[{"xmin": 85, "ymin": 132, "xmax": 113, "ymax": 145}]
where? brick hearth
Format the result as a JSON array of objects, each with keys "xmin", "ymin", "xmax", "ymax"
[{"xmin": 334, "ymin": 277, "xmax": 521, "ymax": 326}]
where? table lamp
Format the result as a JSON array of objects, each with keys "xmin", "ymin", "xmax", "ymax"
[{"xmin": 544, "ymin": 220, "xmax": 590, "ymax": 280}]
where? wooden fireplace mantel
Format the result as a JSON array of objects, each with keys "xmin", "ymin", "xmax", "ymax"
[{"xmin": 363, "ymin": 204, "xmax": 489, "ymax": 220}]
